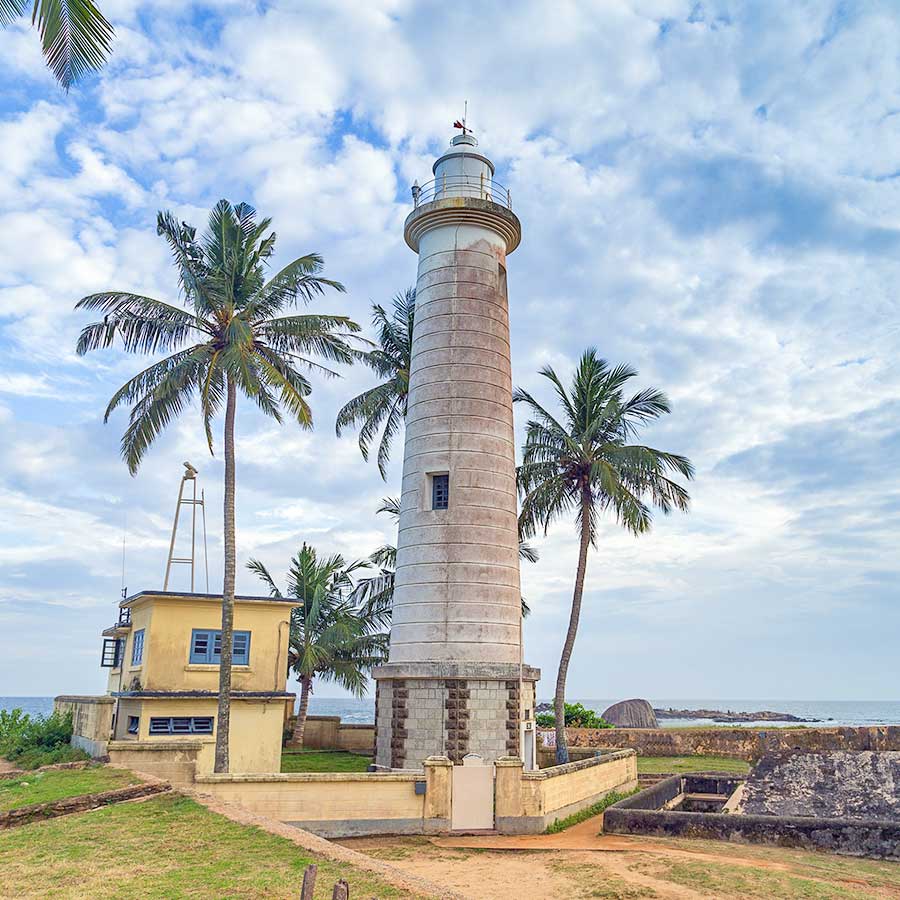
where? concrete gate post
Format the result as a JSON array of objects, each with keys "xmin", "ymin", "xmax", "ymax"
[
  {"xmin": 494, "ymin": 756, "xmax": 525, "ymax": 823},
  {"xmin": 423, "ymin": 755, "xmax": 453, "ymax": 833}
]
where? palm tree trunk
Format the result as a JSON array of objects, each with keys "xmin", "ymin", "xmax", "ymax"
[
  {"xmin": 292, "ymin": 675, "xmax": 312, "ymax": 745},
  {"xmin": 554, "ymin": 490, "xmax": 593, "ymax": 765},
  {"xmin": 214, "ymin": 377, "xmax": 237, "ymax": 773}
]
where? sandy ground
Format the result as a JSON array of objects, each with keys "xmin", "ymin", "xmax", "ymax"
[{"xmin": 339, "ymin": 813, "xmax": 900, "ymax": 900}]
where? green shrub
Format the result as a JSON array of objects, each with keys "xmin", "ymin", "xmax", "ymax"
[
  {"xmin": 0, "ymin": 709, "xmax": 88, "ymax": 769},
  {"xmin": 534, "ymin": 702, "xmax": 614, "ymax": 729}
]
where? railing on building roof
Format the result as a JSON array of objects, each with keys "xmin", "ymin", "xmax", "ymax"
[
  {"xmin": 412, "ymin": 174, "xmax": 512, "ymax": 210},
  {"xmin": 118, "ymin": 606, "xmax": 131, "ymax": 627}
]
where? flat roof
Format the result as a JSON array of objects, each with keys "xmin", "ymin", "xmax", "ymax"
[{"xmin": 122, "ymin": 590, "xmax": 300, "ymax": 607}]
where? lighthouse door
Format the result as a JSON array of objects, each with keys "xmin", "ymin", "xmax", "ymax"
[{"xmin": 451, "ymin": 754, "xmax": 494, "ymax": 831}]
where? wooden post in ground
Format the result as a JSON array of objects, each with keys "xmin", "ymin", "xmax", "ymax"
[
  {"xmin": 331, "ymin": 879, "xmax": 349, "ymax": 900},
  {"xmin": 300, "ymin": 864, "xmax": 317, "ymax": 900}
]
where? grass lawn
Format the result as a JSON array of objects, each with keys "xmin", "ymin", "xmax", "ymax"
[
  {"xmin": 0, "ymin": 792, "xmax": 412, "ymax": 899},
  {"xmin": 637, "ymin": 755, "xmax": 751, "ymax": 775},
  {"xmin": 281, "ymin": 751, "xmax": 372, "ymax": 773},
  {"xmin": 0, "ymin": 766, "xmax": 141, "ymax": 812}
]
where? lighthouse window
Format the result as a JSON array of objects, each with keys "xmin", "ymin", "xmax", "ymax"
[{"xmin": 432, "ymin": 474, "xmax": 450, "ymax": 510}]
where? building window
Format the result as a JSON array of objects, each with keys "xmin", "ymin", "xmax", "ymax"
[
  {"xmin": 148, "ymin": 716, "xmax": 213, "ymax": 735},
  {"xmin": 127, "ymin": 716, "xmax": 139, "ymax": 735},
  {"xmin": 131, "ymin": 629, "xmax": 145, "ymax": 666},
  {"xmin": 101, "ymin": 638, "xmax": 123, "ymax": 668},
  {"xmin": 189, "ymin": 629, "xmax": 251, "ymax": 666},
  {"xmin": 432, "ymin": 473, "xmax": 449, "ymax": 510}
]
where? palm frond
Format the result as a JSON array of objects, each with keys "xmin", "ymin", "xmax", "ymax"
[
  {"xmin": 245, "ymin": 254, "xmax": 345, "ymax": 321},
  {"xmin": 336, "ymin": 288, "xmax": 414, "ymax": 472},
  {"xmin": 75, "ymin": 292, "xmax": 204, "ymax": 355},
  {"xmin": 246, "ymin": 559, "xmax": 283, "ymax": 598},
  {"xmin": 257, "ymin": 314, "xmax": 360, "ymax": 369},
  {"xmin": 254, "ymin": 345, "xmax": 314, "ymax": 428},
  {"xmin": 1, "ymin": 1, "xmax": 28, "ymax": 26},
  {"xmin": 119, "ymin": 346, "xmax": 209, "ymax": 474},
  {"xmin": 102, "ymin": 344, "xmax": 208, "ymax": 421},
  {"xmin": 31, "ymin": 0, "xmax": 114, "ymax": 89}
]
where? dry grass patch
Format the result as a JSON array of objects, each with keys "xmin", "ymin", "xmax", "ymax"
[
  {"xmin": 630, "ymin": 856, "xmax": 889, "ymax": 899},
  {"xmin": 548, "ymin": 860, "xmax": 658, "ymax": 898},
  {"xmin": 631, "ymin": 836, "xmax": 900, "ymax": 895},
  {"xmin": 0, "ymin": 793, "xmax": 414, "ymax": 899}
]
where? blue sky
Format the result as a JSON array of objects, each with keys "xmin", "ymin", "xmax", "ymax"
[{"xmin": 1, "ymin": 0, "xmax": 898, "ymax": 701}]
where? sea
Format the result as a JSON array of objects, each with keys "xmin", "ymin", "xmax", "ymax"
[{"xmin": 4, "ymin": 696, "xmax": 900, "ymax": 728}]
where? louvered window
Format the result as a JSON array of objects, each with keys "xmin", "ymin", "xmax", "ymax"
[
  {"xmin": 149, "ymin": 716, "xmax": 213, "ymax": 735},
  {"xmin": 189, "ymin": 629, "xmax": 250, "ymax": 665}
]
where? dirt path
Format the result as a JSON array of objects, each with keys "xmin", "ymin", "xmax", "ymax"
[
  {"xmin": 431, "ymin": 812, "xmax": 802, "ymax": 872},
  {"xmin": 342, "ymin": 817, "xmax": 900, "ymax": 900},
  {"xmin": 340, "ymin": 838, "xmax": 704, "ymax": 900},
  {"xmin": 0, "ymin": 759, "xmax": 21, "ymax": 775}
]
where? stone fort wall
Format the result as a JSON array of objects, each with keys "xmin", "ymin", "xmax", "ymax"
[{"xmin": 560, "ymin": 725, "xmax": 900, "ymax": 761}]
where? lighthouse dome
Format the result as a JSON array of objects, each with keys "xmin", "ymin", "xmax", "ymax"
[{"xmin": 431, "ymin": 132, "xmax": 495, "ymax": 202}]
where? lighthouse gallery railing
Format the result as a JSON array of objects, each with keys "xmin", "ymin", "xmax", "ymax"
[{"xmin": 412, "ymin": 174, "xmax": 512, "ymax": 210}]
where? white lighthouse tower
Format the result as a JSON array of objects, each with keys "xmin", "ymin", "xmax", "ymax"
[{"xmin": 373, "ymin": 130, "xmax": 539, "ymax": 770}]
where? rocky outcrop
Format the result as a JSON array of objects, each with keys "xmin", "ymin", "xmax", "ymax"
[
  {"xmin": 602, "ymin": 699, "xmax": 658, "ymax": 729},
  {"xmin": 654, "ymin": 707, "xmax": 819, "ymax": 723}
]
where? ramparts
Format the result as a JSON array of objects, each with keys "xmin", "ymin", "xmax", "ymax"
[{"xmin": 561, "ymin": 725, "xmax": 900, "ymax": 761}]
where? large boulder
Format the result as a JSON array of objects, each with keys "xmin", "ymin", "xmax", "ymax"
[{"xmin": 602, "ymin": 698, "xmax": 658, "ymax": 729}]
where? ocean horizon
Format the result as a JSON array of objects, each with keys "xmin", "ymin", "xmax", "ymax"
[{"xmin": 5, "ymin": 696, "xmax": 900, "ymax": 728}]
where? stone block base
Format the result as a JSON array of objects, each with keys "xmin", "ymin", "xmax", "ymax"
[{"xmin": 373, "ymin": 663, "xmax": 539, "ymax": 770}]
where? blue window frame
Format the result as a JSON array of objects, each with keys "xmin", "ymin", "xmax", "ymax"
[
  {"xmin": 148, "ymin": 716, "xmax": 213, "ymax": 735},
  {"xmin": 101, "ymin": 638, "xmax": 123, "ymax": 668},
  {"xmin": 432, "ymin": 473, "xmax": 449, "ymax": 510},
  {"xmin": 131, "ymin": 629, "xmax": 145, "ymax": 666},
  {"xmin": 189, "ymin": 629, "xmax": 250, "ymax": 666}
]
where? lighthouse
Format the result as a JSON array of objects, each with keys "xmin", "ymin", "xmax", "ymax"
[{"xmin": 373, "ymin": 130, "xmax": 540, "ymax": 770}]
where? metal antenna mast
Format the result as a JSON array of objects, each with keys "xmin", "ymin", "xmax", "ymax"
[{"xmin": 164, "ymin": 461, "xmax": 209, "ymax": 592}]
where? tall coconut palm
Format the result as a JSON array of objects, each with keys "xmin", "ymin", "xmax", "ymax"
[
  {"xmin": 336, "ymin": 288, "xmax": 414, "ymax": 478},
  {"xmin": 75, "ymin": 200, "xmax": 360, "ymax": 772},
  {"xmin": 352, "ymin": 497, "xmax": 538, "ymax": 619},
  {"xmin": 1, "ymin": 0, "xmax": 114, "ymax": 89},
  {"xmin": 248, "ymin": 545, "xmax": 388, "ymax": 746},
  {"xmin": 516, "ymin": 349, "xmax": 694, "ymax": 764}
]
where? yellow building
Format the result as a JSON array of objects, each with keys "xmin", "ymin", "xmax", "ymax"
[{"xmin": 98, "ymin": 590, "xmax": 299, "ymax": 774}]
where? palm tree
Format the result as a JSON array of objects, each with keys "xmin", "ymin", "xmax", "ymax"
[
  {"xmin": 516, "ymin": 349, "xmax": 694, "ymax": 764},
  {"xmin": 336, "ymin": 288, "xmax": 414, "ymax": 478},
  {"xmin": 1, "ymin": 1, "xmax": 114, "ymax": 89},
  {"xmin": 352, "ymin": 497, "xmax": 538, "ymax": 619},
  {"xmin": 248, "ymin": 545, "xmax": 388, "ymax": 746},
  {"xmin": 74, "ymin": 200, "xmax": 360, "ymax": 772}
]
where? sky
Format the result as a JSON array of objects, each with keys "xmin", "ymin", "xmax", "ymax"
[{"xmin": 1, "ymin": 0, "xmax": 898, "ymax": 702}]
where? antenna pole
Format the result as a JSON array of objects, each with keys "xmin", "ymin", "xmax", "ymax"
[
  {"xmin": 201, "ymin": 488, "xmax": 209, "ymax": 592},
  {"xmin": 164, "ymin": 462, "xmax": 203, "ymax": 591},
  {"xmin": 163, "ymin": 471, "xmax": 185, "ymax": 590},
  {"xmin": 190, "ymin": 473, "xmax": 197, "ymax": 591},
  {"xmin": 120, "ymin": 510, "xmax": 127, "ymax": 599}
]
